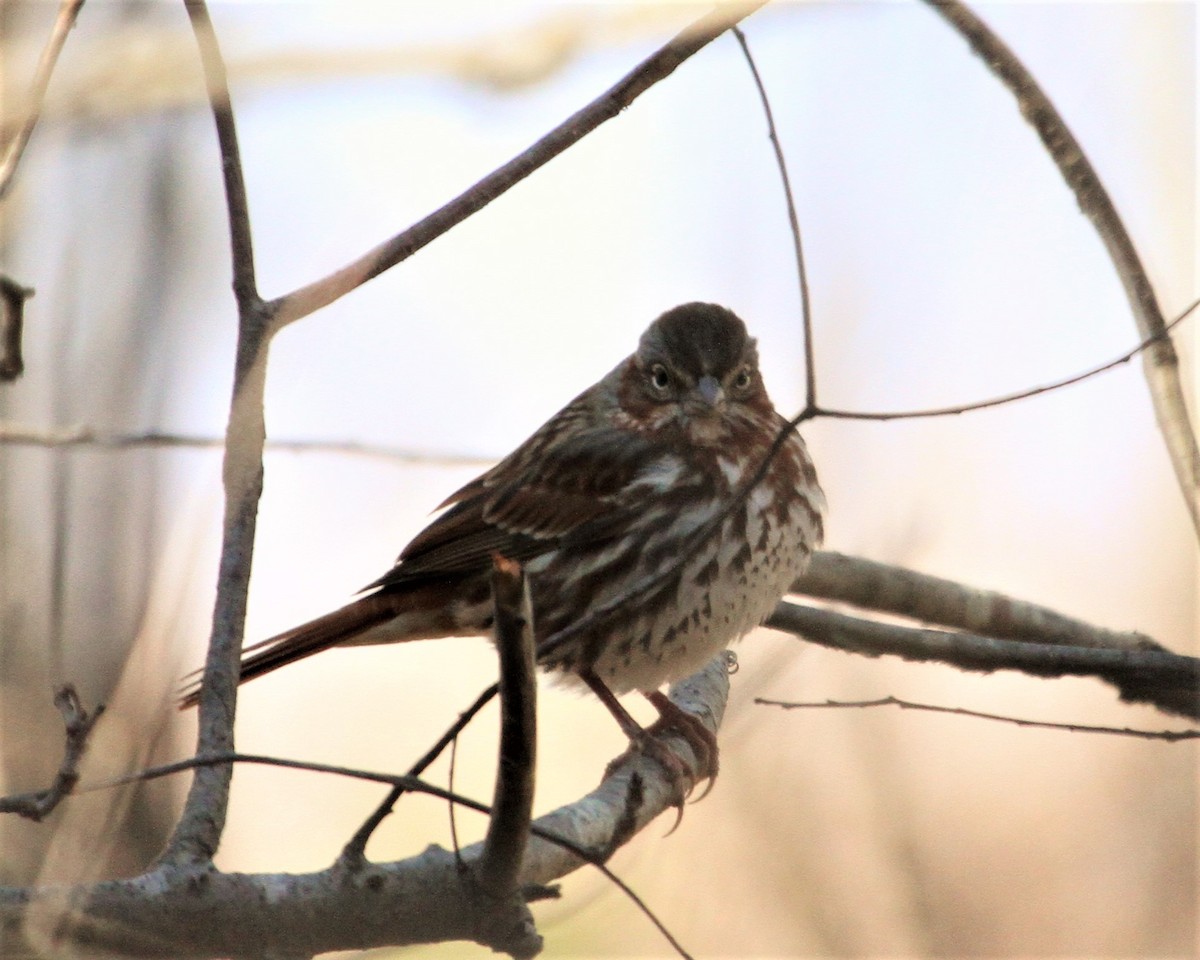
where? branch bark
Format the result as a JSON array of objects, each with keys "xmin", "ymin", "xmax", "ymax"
[
  {"xmin": 162, "ymin": 0, "xmax": 270, "ymax": 868},
  {"xmin": 794, "ymin": 551, "xmax": 1164, "ymax": 653}
]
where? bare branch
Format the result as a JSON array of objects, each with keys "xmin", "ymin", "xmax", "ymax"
[
  {"xmin": 0, "ymin": 0, "xmax": 86, "ymax": 200},
  {"xmin": 794, "ymin": 551, "xmax": 1164, "ymax": 653},
  {"xmin": 268, "ymin": 2, "xmax": 768, "ymax": 331},
  {"xmin": 0, "ymin": 686, "xmax": 104, "ymax": 821},
  {"xmin": 0, "ymin": 276, "xmax": 34, "ymax": 382},
  {"xmin": 162, "ymin": 0, "xmax": 269, "ymax": 869},
  {"xmin": 767, "ymin": 601, "xmax": 1200, "ymax": 721},
  {"xmin": 924, "ymin": 0, "xmax": 1200, "ymax": 534},
  {"xmin": 183, "ymin": 1, "xmax": 258, "ymax": 314},
  {"xmin": 756, "ymin": 695, "xmax": 1200, "ymax": 741}
]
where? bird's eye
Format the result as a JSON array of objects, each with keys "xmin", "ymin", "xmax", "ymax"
[
  {"xmin": 732, "ymin": 367, "xmax": 753, "ymax": 392},
  {"xmin": 649, "ymin": 363, "xmax": 672, "ymax": 394}
]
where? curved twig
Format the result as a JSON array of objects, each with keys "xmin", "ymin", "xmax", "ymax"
[{"xmin": 925, "ymin": 0, "xmax": 1199, "ymax": 533}]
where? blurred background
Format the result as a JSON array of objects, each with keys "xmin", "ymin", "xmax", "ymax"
[{"xmin": 0, "ymin": 1, "xmax": 1195, "ymax": 956}]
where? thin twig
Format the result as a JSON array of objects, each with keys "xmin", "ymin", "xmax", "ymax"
[
  {"xmin": 0, "ymin": 0, "xmax": 86, "ymax": 200},
  {"xmin": 0, "ymin": 422, "xmax": 493, "ymax": 465},
  {"xmin": 732, "ymin": 26, "xmax": 817, "ymax": 410},
  {"xmin": 756, "ymin": 695, "xmax": 1200, "ymax": 742},
  {"xmin": 267, "ymin": 2, "xmax": 768, "ymax": 331},
  {"xmin": 925, "ymin": 0, "xmax": 1200, "ymax": 533},
  {"xmin": 339, "ymin": 683, "xmax": 499, "ymax": 866},
  {"xmin": 0, "ymin": 686, "xmax": 104, "ymax": 821},
  {"xmin": 767, "ymin": 601, "xmax": 1200, "ymax": 721},
  {"xmin": 814, "ymin": 298, "xmax": 1199, "ymax": 422},
  {"xmin": 0, "ymin": 276, "xmax": 34, "ymax": 382}
]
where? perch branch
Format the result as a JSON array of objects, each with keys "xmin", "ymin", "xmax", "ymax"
[
  {"xmin": 0, "ymin": 656, "xmax": 728, "ymax": 958},
  {"xmin": 925, "ymin": 0, "xmax": 1199, "ymax": 533}
]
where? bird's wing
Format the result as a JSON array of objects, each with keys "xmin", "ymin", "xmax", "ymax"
[{"xmin": 367, "ymin": 395, "xmax": 667, "ymax": 589}]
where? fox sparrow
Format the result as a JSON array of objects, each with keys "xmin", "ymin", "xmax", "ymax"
[{"xmin": 184, "ymin": 303, "xmax": 824, "ymax": 783}]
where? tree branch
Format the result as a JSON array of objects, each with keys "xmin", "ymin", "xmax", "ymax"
[
  {"xmin": 924, "ymin": 0, "xmax": 1199, "ymax": 534},
  {"xmin": 162, "ymin": 0, "xmax": 269, "ymax": 868},
  {"xmin": 793, "ymin": 551, "xmax": 1164, "ymax": 653},
  {"xmin": 267, "ymin": 1, "xmax": 768, "ymax": 331},
  {"xmin": 767, "ymin": 601, "xmax": 1200, "ymax": 721},
  {"xmin": 475, "ymin": 557, "xmax": 540, "ymax": 959}
]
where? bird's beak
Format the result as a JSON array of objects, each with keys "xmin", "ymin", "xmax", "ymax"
[{"xmin": 694, "ymin": 375, "xmax": 724, "ymax": 408}]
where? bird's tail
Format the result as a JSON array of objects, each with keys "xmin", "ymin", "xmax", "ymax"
[{"xmin": 178, "ymin": 579, "xmax": 469, "ymax": 709}]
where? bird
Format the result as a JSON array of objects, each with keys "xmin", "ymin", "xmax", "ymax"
[{"xmin": 183, "ymin": 302, "xmax": 824, "ymax": 787}]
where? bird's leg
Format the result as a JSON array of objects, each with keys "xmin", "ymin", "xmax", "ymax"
[
  {"xmin": 581, "ymin": 671, "xmax": 712, "ymax": 812},
  {"xmin": 643, "ymin": 689, "xmax": 719, "ymax": 792}
]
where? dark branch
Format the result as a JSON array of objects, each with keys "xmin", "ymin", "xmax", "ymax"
[
  {"xmin": 475, "ymin": 557, "xmax": 540, "ymax": 958},
  {"xmin": 767, "ymin": 601, "xmax": 1200, "ymax": 721},
  {"xmin": 339, "ymin": 684, "xmax": 500, "ymax": 866},
  {"xmin": 0, "ymin": 686, "xmax": 104, "ymax": 821},
  {"xmin": 794, "ymin": 551, "xmax": 1165, "ymax": 653},
  {"xmin": 0, "ymin": 276, "xmax": 34, "ymax": 382},
  {"xmin": 183, "ymin": 0, "xmax": 259, "ymax": 317}
]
